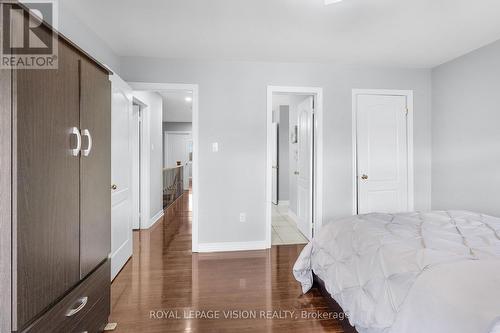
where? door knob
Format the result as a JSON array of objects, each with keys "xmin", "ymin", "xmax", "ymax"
[
  {"xmin": 361, "ymin": 174, "xmax": 368, "ymax": 180},
  {"xmin": 111, "ymin": 184, "xmax": 117, "ymax": 190}
]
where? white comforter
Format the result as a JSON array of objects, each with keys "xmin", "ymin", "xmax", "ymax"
[{"xmin": 293, "ymin": 211, "xmax": 500, "ymax": 333}]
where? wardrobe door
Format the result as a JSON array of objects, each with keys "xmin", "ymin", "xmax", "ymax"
[
  {"xmin": 16, "ymin": 40, "xmax": 81, "ymax": 329},
  {"xmin": 79, "ymin": 58, "xmax": 111, "ymax": 278}
]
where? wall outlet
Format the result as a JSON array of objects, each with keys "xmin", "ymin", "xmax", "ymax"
[{"xmin": 239, "ymin": 213, "xmax": 246, "ymax": 223}]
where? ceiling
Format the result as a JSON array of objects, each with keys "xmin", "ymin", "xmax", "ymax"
[
  {"xmin": 158, "ymin": 91, "xmax": 193, "ymax": 123},
  {"xmin": 63, "ymin": 0, "xmax": 500, "ymax": 68}
]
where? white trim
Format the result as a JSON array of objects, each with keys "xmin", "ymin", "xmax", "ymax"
[
  {"xmin": 197, "ymin": 241, "xmax": 268, "ymax": 253},
  {"xmin": 278, "ymin": 200, "xmax": 289, "ymax": 206},
  {"xmin": 266, "ymin": 86, "xmax": 324, "ymax": 249},
  {"xmin": 133, "ymin": 96, "xmax": 147, "ymax": 108},
  {"xmin": 351, "ymin": 89, "xmax": 414, "ymax": 215},
  {"xmin": 132, "ymin": 97, "xmax": 150, "ymax": 230},
  {"xmin": 148, "ymin": 210, "xmax": 164, "ymax": 229},
  {"xmin": 129, "ymin": 82, "xmax": 200, "ymax": 252}
]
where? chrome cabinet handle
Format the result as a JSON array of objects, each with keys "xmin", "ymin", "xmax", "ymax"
[
  {"xmin": 70, "ymin": 127, "xmax": 81, "ymax": 157},
  {"xmin": 361, "ymin": 174, "xmax": 369, "ymax": 180},
  {"xmin": 111, "ymin": 184, "xmax": 117, "ymax": 190},
  {"xmin": 82, "ymin": 129, "xmax": 92, "ymax": 157},
  {"xmin": 65, "ymin": 296, "xmax": 88, "ymax": 317},
  {"xmin": 294, "ymin": 171, "xmax": 299, "ymax": 175}
]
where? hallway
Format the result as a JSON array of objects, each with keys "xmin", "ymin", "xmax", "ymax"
[{"xmin": 109, "ymin": 190, "xmax": 344, "ymax": 332}]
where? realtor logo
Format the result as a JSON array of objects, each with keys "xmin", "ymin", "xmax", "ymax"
[{"xmin": 1, "ymin": 0, "xmax": 58, "ymax": 69}]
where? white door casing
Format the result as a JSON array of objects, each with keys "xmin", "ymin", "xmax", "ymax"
[
  {"xmin": 110, "ymin": 75, "xmax": 134, "ymax": 280},
  {"xmin": 131, "ymin": 104, "xmax": 140, "ymax": 229},
  {"xmin": 271, "ymin": 123, "xmax": 278, "ymax": 205},
  {"xmin": 296, "ymin": 96, "xmax": 314, "ymax": 240},
  {"xmin": 355, "ymin": 93, "xmax": 410, "ymax": 214}
]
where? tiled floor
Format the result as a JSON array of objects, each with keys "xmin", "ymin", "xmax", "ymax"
[{"xmin": 271, "ymin": 204, "xmax": 309, "ymax": 245}]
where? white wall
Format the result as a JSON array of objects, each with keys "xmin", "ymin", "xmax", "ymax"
[
  {"xmin": 54, "ymin": 2, "xmax": 121, "ymax": 73},
  {"xmin": 121, "ymin": 57, "xmax": 432, "ymax": 246},
  {"xmin": 133, "ymin": 91, "xmax": 164, "ymax": 228},
  {"xmin": 432, "ymin": 40, "xmax": 500, "ymax": 216}
]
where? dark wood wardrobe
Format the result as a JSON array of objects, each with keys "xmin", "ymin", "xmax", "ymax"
[{"xmin": 0, "ymin": 4, "xmax": 112, "ymax": 333}]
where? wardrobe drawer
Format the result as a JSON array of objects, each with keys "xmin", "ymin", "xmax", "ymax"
[
  {"xmin": 22, "ymin": 260, "xmax": 110, "ymax": 333},
  {"xmin": 73, "ymin": 295, "xmax": 110, "ymax": 333}
]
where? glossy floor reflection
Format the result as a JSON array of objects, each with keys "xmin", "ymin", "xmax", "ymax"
[{"xmin": 110, "ymin": 190, "xmax": 344, "ymax": 332}]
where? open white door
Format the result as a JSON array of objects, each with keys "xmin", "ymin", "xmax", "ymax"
[
  {"xmin": 296, "ymin": 97, "xmax": 314, "ymax": 240},
  {"xmin": 356, "ymin": 94, "xmax": 409, "ymax": 214},
  {"xmin": 110, "ymin": 75, "xmax": 134, "ymax": 280},
  {"xmin": 184, "ymin": 139, "xmax": 193, "ymax": 190},
  {"xmin": 271, "ymin": 123, "xmax": 279, "ymax": 205}
]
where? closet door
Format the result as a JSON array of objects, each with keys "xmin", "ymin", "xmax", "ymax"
[
  {"xmin": 79, "ymin": 58, "xmax": 111, "ymax": 278},
  {"xmin": 16, "ymin": 40, "xmax": 81, "ymax": 329}
]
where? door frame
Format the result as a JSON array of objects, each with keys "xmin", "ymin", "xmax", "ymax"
[
  {"xmin": 132, "ymin": 97, "xmax": 148, "ymax": 229},
  {"xmin": 351, "ymin": 89, "xmax": 414, "ymax": 215},
  {"xmin": 266, "ymin": 86, "xmax": 324, "ymax": 248},
  {"xmin": 129, "ymin": 82, "xmax": 200, "ymax": 252}
]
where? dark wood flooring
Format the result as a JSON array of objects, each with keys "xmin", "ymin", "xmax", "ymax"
[{"xmin": 110, "ymin": 190, "xmax": 344, "ymax": 332}]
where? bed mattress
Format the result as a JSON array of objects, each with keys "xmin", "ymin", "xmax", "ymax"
[{"xmin": 293, "ymin": 211, "xmax": 500, "ymax": 333}]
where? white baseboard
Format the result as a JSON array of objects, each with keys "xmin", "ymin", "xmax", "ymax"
[
  {"xmin": 196, "ymin": 241, "xmax": 268, "ymax": 253},
  {"xmin": 145, "ymin": 210, "xmax": 164, "ymax": 229},
  {"xmin": 278, "ymin": 200, "xmax": 289, "ymax": 206}
]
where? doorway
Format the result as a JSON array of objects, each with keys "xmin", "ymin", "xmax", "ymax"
[
  {"xmin": 266, "ymin": 86, "xmax": 324, "ymax": 248},
  {"xmin": 352, "ymin": 89, "xmax": 414, "ymax": 215},
  {"xmin": 129, "ymin": 82, "xmax": 200, "ymax": 252}
]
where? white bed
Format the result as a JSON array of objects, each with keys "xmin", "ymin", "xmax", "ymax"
[{"xmin": 293, "ymin": 211, "xmax": 500, "ymax": 333}]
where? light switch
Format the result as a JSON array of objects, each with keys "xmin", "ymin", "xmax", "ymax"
[
  {"xmin": 239, "ymin": 213, "xmax": 246, "ymax": 223},
  {"xmin": 212, "ymin": 142, "xmax": 219, "ymax": 152}
]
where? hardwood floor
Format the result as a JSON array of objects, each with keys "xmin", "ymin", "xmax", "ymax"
[{"xmin": 110, "ymin": 190, "xmax": 345, "ymax": 332}]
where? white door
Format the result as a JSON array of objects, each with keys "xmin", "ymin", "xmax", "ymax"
[
  {"xmin": 296, "ymin": 97, "xmax": 314, "ymax": 240},
  {"xmin": 271, "ymin": 123, "xmax": 278, "ymax": 205},
  {"xmin": 356, "ymin": 94, "xmax": 409, "ymax": 214},
  {"xmin": 131, "ymin": 105, "xmax": 140, "ymax": 229},
  {"xmin": 184, "ymin": 140, "xmax": 193, "ymax": 190},
  {"xmin": 110, "ymin": 75, "xmax": 134, "ymax": 280}
]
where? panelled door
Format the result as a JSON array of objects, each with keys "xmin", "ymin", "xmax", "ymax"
[
  {"xmin": 110, "ymin": 75, "xmax": 134, "ymax": 280},
  {"xmin": 16, "ymin": 40, "xmax": 81, "ymax": 330},
  {"xmin": 79, "ymin": 58, "xmax": 112, "ymax": 278},
  {"xmin": 296, "ymin": 97, "xmax": 314, "ymax": 240},
  {"xmin": 356, "ymin": 94, "xmax": 409, "ymax": 214}
]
